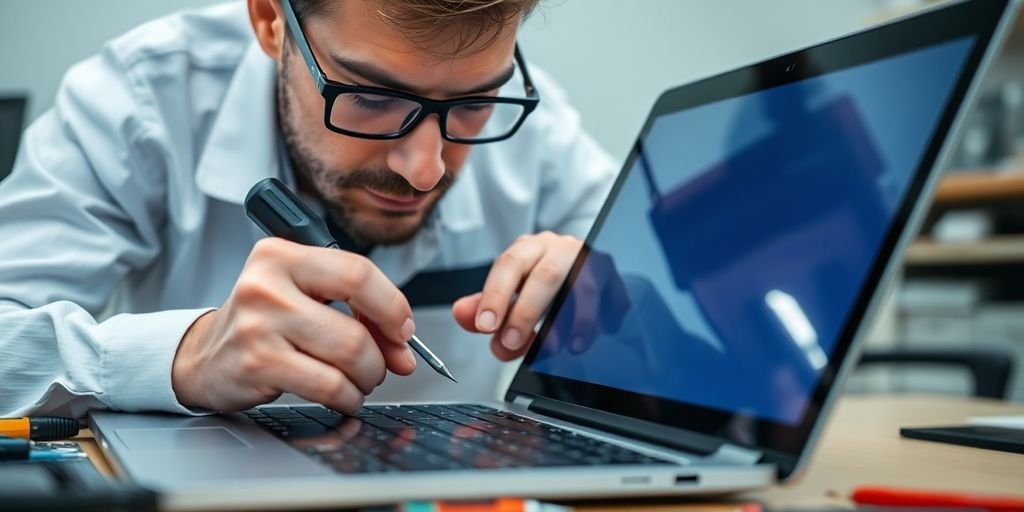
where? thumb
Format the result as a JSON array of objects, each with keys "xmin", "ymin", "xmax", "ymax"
[{"xmin": 452, "ymin": 292, "xmax": 483, "ymax": 332}]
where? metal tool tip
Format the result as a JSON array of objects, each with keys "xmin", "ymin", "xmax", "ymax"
[{"xmin": 440, "ymin": 367, "xmax": 458, "ymax": 383}]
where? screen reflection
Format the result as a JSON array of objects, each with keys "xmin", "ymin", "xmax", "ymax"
[{"xmin": 529, "ymin": 36, "xmax": 974, "ymax": 425}]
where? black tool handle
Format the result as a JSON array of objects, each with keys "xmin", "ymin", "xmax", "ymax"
[
  {"xmin": 244, "ymin": 177, "xmax": 338, "ymax": 248},
  {"xmin": 30, "ymin": 417, "xmax": 81, "ymax": 441}
]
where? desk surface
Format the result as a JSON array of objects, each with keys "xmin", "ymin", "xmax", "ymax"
[
  {"xmin": 741, "ymin": 395, "xmax": 1024, "ymax": 510},
  {"xmin": 79, "ymin": 395, "xmax": 1024, "ymax": 511}
]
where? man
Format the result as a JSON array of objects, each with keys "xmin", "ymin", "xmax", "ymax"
[{"xmin": 0, "ymin": 0, "xmax": 615, "ymax": 417}]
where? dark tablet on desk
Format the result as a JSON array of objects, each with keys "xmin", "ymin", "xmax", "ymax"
[{"xmin": 901, "ymin": 425, "xmax": 1024, "ymax": 455}]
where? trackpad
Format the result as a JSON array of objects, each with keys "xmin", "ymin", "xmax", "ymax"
[{"xmin": 116, "ymin": 427, "xmax": 249, "ymax": 451}]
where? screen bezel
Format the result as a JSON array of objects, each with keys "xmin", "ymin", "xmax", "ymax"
[
  {"xmin": 508, "ymin": 0, "xmax": 1011, "ymax": 472},
  {"xmin": 0, "ymin": 97, "xmax": 27, "ymax": 181}
]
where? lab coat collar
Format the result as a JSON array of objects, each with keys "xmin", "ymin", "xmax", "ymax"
[
  {"xmin": 437, "ymin": 159, "xmax": 484, "ymax": 234},
  {"xmin": 195, "ymin": 42, "xmax": 279, "ymax": 204}
]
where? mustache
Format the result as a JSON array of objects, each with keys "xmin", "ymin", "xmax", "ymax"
[{"xmin": 332, "ymin": 169, "xmax": 455, "ymax": 198}]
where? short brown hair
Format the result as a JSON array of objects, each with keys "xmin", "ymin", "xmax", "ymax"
[{"xmin": 291, "ymin": 0, "xmax": 540, "ymax": 54}]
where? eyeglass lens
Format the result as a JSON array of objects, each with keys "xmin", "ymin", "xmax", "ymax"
[{"xmin": 329, "ymin": 92, "xmax": 526, "ymax": 140}]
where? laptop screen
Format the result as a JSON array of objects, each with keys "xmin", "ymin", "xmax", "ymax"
[
  {"xmin": 510, "ymin": 0, "xmax": 1011, "ymax": 465},
  {"xmin": 530, "ymin": 36, "xmax": 974, "ymax": 425}
]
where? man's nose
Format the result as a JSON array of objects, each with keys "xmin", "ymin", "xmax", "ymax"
[{"xmin": 386, "ymin": 114, "xmax": 446, "ymax": 191}]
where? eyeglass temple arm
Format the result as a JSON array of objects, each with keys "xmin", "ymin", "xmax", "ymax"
[
  {"xmin": 281, "ymin": 0, "xmax": 326, "ymax": 92},
  {"xmin": 514, "ymin": 44, "xmax": 537, "ymax": 97}
]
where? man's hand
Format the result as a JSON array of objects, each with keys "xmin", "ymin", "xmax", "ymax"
[
  {"xmin": 452, "ymin": 231, "xmax": 583, "ymax": 361},
  {"xmin": 171, "ymin": 238, "xmax": 417, "ymax": 413}
]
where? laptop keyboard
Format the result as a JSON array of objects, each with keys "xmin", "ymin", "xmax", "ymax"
[{"xmin": 243, "ymin": 404, "xmax": 673, "ymax": 474}]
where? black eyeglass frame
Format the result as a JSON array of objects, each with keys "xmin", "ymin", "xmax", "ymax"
[{"xmin": 281, "ymin": 0, "xmax": 540, "ymax": 144}]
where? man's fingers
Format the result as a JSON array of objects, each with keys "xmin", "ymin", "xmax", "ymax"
[
  {"xmin": 474, "ymin": 236, "xmax": 545, "ymax": 334},
  {"xmin": 459, "ymin": 292, "xmax": 530, "ymax": 361},
  {"xmin": 496, "ymin": 234, "xmax": 580, "ymax": 357},
  {"xmin": 182, "ymin": 238, "xmax": 417, "ymax": 413},
  {"xmin": 490, "ymin": 330, "xmax": 535, "ymax": 362},
  {"xmin": 252, "ymin": 238, "xmax": 414, "ymax": 345},
  {"xmin": 379, "ymin": 340, "xmax": 417, "ymax": 377},
  {"xmin": 452, "ymin": 293, "xmax": 482, "ymax": 332},
  {"xmin": 497, "ymin": 255, "xmax": 569, "ymax": 355},
  {"xmin": 280, "ymin": 299, "xmax": 387, "ymax": 395},
  {"xmin": 260, "ymin": 351, "xmax": 366, "ymax": 413},
  {"xmin": 355, "ymin": 311, "xmax": 417, "ymax": 377}
]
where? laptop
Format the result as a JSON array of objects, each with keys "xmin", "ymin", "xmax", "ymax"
[
  {"xmin": 0, "ymin": 96, "xmax": 27, "ymax": 181},
  {"xmin": 90, "ymin": 0, "xmax": 1019, "ymax": 509}
]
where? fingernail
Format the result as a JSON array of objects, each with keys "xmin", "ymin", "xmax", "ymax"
[
  {"xmin": 502, "ymin": 328, "xmax": 524, "ymax": 350},
  {"xmin": 404, "ymin": 346, "xmax": 417, "ymax": 367},
  {"xmin": 477, "ymin": 310, "xmax": 496, "ymax": 332},
  {"xmin": 400, "ymin": 318, "xmax": 415, "ymax": 340}
]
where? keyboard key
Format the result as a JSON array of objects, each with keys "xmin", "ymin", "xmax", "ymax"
[
  {"xmin": 360, "ymin": 416, "xmax": 411, "ymax": 430},
  {"xmin": 352, "ymin": 409, "xmax": 381, "ymax": 418},
  {"xmin": 293, "ymin": 406, "xmax": 343, "ymax": 420},
  {"xmin": 373, "ymin": 405, "xmax": 437, "ymax": 422}
]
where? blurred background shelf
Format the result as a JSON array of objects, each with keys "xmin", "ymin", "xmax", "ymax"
[
  {"xmin": 907, "ymin": 235, "xmax": 1024, "ymax": 266},
  {"xmin": 932, "ymin": 168, "xmax": 1024, "ymax": 206},
  {"xmin": 904, "ymin": 236, "xmax": 1024, "ymax": 287},
  {"xmin": 866, "ymin": 0, "xmax": 1024, "ymax": 400}
]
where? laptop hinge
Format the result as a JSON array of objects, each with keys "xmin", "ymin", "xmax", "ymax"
[
  {"xmin": 511, "ymin": 395, "xmax": 535, "ymax": 408},
  {"xmin": 707, "ymin": 442, "xmax": 763, "ymax": 467},
  {"xmin": 519, "ymin": 396, "xmax": 723, "ymax": 456}
]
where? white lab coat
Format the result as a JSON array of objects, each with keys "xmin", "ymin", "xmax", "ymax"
[{"xmin": 0, "ymin": 2, "xmax": 616, "ymax": 417}]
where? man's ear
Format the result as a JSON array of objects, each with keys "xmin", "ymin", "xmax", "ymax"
[{"xmin": 248, "ymin": 0, "xmax": 287, "ymax": 61}]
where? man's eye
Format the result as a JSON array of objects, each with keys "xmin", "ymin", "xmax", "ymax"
[
  {"xmin": 461, "ymin": 103, "xmax": 494, "ymax": 113},
  {"xmin": 350, "ymin": 94, "xmax": 398, "ymax": 111}
]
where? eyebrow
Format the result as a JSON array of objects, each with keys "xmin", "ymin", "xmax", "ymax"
[{"xmin": 328, "ymin": 53, "xmax": 516, "ymax": 97}]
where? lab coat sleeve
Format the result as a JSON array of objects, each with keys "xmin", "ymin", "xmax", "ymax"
[
  {"xmin": 532, "ymin": 72, "xmax": 619, "ymax": 240},
  {"xmin": 0, "ymin": 47, "xmax": 210, "ymax": 417}
]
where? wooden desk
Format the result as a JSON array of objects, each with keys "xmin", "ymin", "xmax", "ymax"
[
  {"xmin": 741, "ymin": 395, "xmax": 1024, "ymax": 510},
  {"xmin": 78, "ymin": 395, "xmax": 1024, "ymax": 511}
]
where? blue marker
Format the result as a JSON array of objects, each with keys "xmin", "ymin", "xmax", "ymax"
[{"xmin": 0, "ymin": 436, "xmax": 86, "ymax": 461}]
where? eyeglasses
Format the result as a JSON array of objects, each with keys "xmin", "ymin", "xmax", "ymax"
[{"xmin": 280, "ymin": 0, "xmax": 540, "ymax": 144}]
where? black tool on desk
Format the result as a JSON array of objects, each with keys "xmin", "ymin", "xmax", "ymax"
[
  {"xmin": 901, "ymin": 424, "xmax": 1024, "ymax": 455},
  {"xmin": 0, "ymin": 459, "xmax": 157, "ymax": 512},
  {"xmin": 243, "ymin": 177, "xmax": 457, "ymax": 383},
  {"xmin": 0, "ymin": 416, "xmax": 81, "ymax": 441},
  {"xmin": 0, "ymin": 435, "xmax": 89, "ymax": 462}
]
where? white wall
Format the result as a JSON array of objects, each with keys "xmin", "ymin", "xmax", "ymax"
[
  {"xmin": 0, "ymin": 1, "xmax": 216, "ymax": 122},
  {"xmin": 519, "ymin": 0, "xmax": 895, "ymax": 160},
  {"xmin": 0, "ymin": 0, "xmax": 899, "ymax": 160}
]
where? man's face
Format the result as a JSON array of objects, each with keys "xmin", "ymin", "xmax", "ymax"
[{"xmin": 276, "ymin": 0, "xmax": 518, "ymax": 246}]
